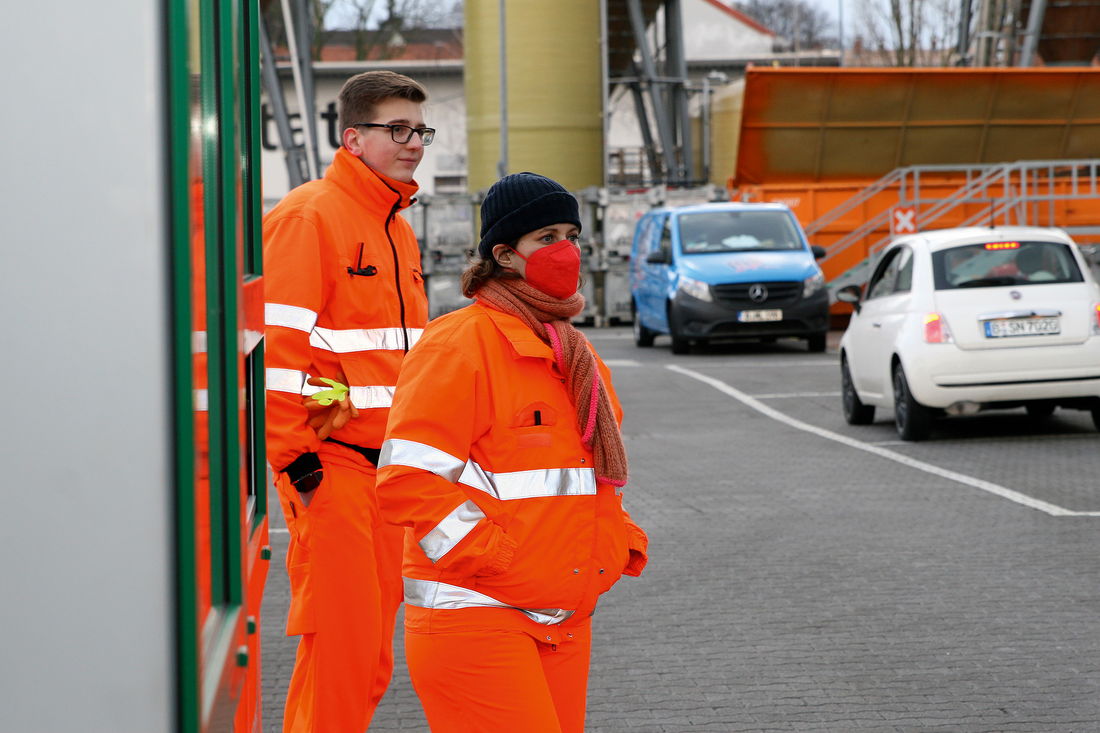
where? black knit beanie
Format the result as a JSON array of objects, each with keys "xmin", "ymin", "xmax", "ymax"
[{"xmin": 478, "ymin": 172, "xmax": 582, "ymax": 259}]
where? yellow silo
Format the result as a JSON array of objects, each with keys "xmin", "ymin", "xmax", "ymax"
[
  {"xmin": 709, "ymin": 79, "xmax": 744, "ymax": 190},
  {"xmin": 465, "ymin": 0, "xmax": 604, "ymax": 193}
]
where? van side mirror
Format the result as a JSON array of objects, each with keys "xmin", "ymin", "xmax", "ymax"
[
  {"xmin": 811, "ymin": 245, "xmax": 826, "ymax": 260},
  {"xmin": 646, "ymin": 250, "xmax": 671, "ymax": 265},
  {"xmin": 835, "ymin": 284, "xmax": 863, "ymax": 313}
]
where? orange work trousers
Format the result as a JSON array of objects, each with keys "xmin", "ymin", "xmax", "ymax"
[
  {"xmin": 405, "ymin": 616, "xmax": 592, "ymax": 733},
  {"xmin": 276, "ymin": 443, "xmax": 405, "ymax": 733}
]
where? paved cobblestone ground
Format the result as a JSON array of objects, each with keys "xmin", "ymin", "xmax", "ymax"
[{"xmin": 262, "ymin": 329, "xmax": 1100, "ymax": 732}]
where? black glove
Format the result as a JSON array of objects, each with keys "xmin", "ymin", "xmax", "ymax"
[{"xmin": 285, "ymin": 452, "xmax": 323, "ymax": 497}]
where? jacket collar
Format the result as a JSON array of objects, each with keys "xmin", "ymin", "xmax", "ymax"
[
  {"xmin": 476, "ymin": 302, "xmax": 555, "ymax": 361},
  {"xmin": 326, "ymin": 147, "xmax": 419, "ymax": 213}
]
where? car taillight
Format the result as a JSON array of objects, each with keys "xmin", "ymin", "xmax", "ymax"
[
  {"xmin": 923, "ymin": 313, "xmax": 953, "ymax": 343},
  {"xmin": 1093, "ymin": 304, "xmax": 1100, "ymax": 335}
]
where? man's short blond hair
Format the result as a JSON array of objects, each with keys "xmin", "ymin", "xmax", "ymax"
[{"xmin": 337, "ymin": 70, "xmax": 427, "ymax": 136}]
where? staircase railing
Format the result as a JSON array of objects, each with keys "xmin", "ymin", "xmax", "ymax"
[
  {"xmin": 803, "ymin": 167, "xmax": 905, "ymax": 238},
  {"xmin": 815, "ymin": 159, "xmax": 1100, "ymax": 286}
]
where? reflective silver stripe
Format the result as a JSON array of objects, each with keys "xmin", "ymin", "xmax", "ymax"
[
  {"xmin": 310, "ymin": 327, "xmax": 424, "ymax": 353},
  {"xmin": 379, "ymin": 441, "xmax": 596, "ymax": 500},
  {"xmin": 347, "ymin": 385, "xmax": 394, "ymax": 409},
  {"xmin": 266, "ymin": 367, "xmax": 307, "ymax": 394},
  {"xmin": 194, "ymin": 389, "xmax": 208, "ymax": 412},
  {"xmin": 460, "ymin": 466, "xmax": 597, "ymax": 501},
  {"xmin": 192, "ymin": 331, "xmax": 207, "ymax": 354},
  {"xmin": 242, "ymin": 328, "xmax": 263, "ymax": 355},
  {"xmin": 379, "ymin": 439, "xmax": 466, "ymax": 482},
  {"xmin": 268, "ymin": 371, "xmax": 392, "ymax": 408},
  {"xmin": 419, "ymin": 500, "xmax": 486, "ymax": 562},
  {"xmin": 457, "ymin": 460, "xmax": 497, "ymax": 497},
  {"xmin": 265, "ymin": 303, "xmax": 317, "ymax": 332},
  {"xmin": 403, "ymin": 577, "xmax": 575, "ymax": 626}
]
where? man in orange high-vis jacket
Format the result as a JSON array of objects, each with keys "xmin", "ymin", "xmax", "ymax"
[{"xmin": 263, "ymin": 70, "xmax": 432, "ymax": 733}]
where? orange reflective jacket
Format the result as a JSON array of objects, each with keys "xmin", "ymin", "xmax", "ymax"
[
  {"xmin": 263, "ymin": 147, "xmax": 428, "ymax": 475},
  {"xmin": 377, "ymin": 303, "xmax": 648, "ymax": 637}
]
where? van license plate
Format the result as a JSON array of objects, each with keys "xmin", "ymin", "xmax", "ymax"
[
  {"xmin": 739, "ymin": 309, "xmax": 782, "ymax": 323},
  {"xmin": 983, "ymin": 317, "xmax": 1060, "ymax": 338}
]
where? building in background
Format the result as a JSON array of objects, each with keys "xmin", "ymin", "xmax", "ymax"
[{"xmin": 260, "ymin": 0, "xmax": 842, "ymax": 202}]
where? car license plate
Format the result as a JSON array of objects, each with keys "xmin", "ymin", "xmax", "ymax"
[
  {"xmin": 738, "ymin": 309, "xmax": 782, "ymax": 323},
  {"xmin": 983, "ymin": 317, "xmax": 1060, "ymax": 338}
]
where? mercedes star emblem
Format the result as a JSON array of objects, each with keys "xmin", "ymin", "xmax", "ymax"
[{"xmin": 748, "ymin": 283, "xmax": 768, "ymax": 303}]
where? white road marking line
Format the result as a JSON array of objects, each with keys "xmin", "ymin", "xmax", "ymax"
[
  {"xmin": 723, "ymin": 360, "xmax": 836, "ymax": 367},
  {"xmin": 604, "ymin": 359, "xmax": 642, "ymax": 367},
  {"xmin": 668, "ymin": 364, "xmax": 1100, "ymax": 518},
  {"xmin": 754, "ymin": 391, "xmax": 842, "ymax": 398},
  {"xmin": 584, "ymin": 332, "xmax": 634, "ymax": 339}
]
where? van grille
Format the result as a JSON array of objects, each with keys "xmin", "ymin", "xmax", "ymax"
[{"xmin": 712, "ymin": 281, "xmax": 801, "ymax": 306}]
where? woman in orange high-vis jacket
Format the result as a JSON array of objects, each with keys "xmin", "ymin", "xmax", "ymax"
[
  {"xmin": 264, "ymin": 71, "xmax": 432, "ymax": 733},
  {"xmin": 377, "ymin": 172, "xmax": 648, "ymax": 733}
]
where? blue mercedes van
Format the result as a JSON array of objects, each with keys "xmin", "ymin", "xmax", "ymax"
[{"xmin": 630, "ymin": 202, "xmax": 829, "ymax": 353}]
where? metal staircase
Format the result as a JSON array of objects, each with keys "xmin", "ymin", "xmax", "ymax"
[{"xmin": 813, "ymin": 159, "xmax": 1100, "ymax": 291}]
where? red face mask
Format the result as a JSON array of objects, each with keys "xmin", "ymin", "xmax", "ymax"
[{"xmin": 509, "ymin": 239, "xmax": 581, "ymax": 298}]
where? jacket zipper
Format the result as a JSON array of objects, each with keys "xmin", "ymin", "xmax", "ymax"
[{"xmin": 383, "ymin": 197, "xmax": 409, "ymax": 352}]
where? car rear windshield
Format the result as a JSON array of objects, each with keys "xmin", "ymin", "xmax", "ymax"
[
  {"xmin": 932, "ymin": 240, "xmax": 1084, "ymax": 290},
  {"xmin": 677, "ymin": 211, "xmax": 804, "ymax": 254}
]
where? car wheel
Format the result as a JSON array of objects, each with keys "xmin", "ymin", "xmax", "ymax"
[
  {"xmin": 668, "ymin": 303, "xmax": 690, "ymax": 355},
  {"xmin": 670, "ymin": 332, "xmax": 690, "ymax": 355},
  {"xmin": 1025, "ymin": 402, "xmax": 1056, "ymax": 419},
  {"xmin": 892, "ymin": 362, "xmax": 932, "ymax": 441},
  {"xmin": 806, "ymin": 332, "xmax": 827, "ymax": 353},
  {"xmin": 841, "ymin": 356, "xmax": 875, "ymax": 425},
  {"xmin": 632, "ymin": 301, "xmax": 655, "ymax": 347}
]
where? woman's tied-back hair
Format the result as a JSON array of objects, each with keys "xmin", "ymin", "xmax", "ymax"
[
  {"xmin": 461, "ymin": 245, "xmax": 520, "ymax": 298},
  {"xmin": 337, "ymin": 70, "xmax": 427, "ymax": 137}
]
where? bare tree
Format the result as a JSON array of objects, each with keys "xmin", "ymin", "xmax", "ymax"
[
  {"xmin": 852, "ymin": 0, "xmax": 961, "ymax": 65},
  {"xmin": 329, "ymin": 0, "xmax": 463, "ymax": 59},
  {"xmin": 260, "ymin": 0, "xmax": 340, "ymax": 60},
  {"xmin": 736, "ymin": 0, "xmax": 836, "ymax": 50},
  {"xmin": 344, "ymin": 0, "xmax": 380, "ymax": 59},
  {"xmin": 312, "ymin": 0, "xmax": 340, "ymax": 59}
]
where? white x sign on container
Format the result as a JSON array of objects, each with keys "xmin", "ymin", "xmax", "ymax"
[{"xmin": 891, "ymin": 206, "xmax": 917, "ymax": 235}]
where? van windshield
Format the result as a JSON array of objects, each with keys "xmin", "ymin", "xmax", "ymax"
[{"xmin": 677, "ymin": 211, "xmax": 804, "ymax": 254}]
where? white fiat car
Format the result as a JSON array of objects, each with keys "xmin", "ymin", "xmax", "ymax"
[{"xmin": 836, "ymin": 226, "xmax": 1100, "ymax": 440}]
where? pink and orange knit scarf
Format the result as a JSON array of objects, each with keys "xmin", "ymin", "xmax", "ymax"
[{"xmin": 476, "ymin": 278, "xmax": 628, "ymax": 488}]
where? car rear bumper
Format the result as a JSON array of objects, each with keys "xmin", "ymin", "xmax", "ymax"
[
  {"xmin": 673, "ymin": 290, "xmax": 829, "ymax": 340},
  {"xmin": 904, "ymin": 339, "xmax": 1100, "ymax": 407}
]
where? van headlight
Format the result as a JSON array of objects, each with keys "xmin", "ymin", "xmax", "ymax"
[
  {"xmin": 677, "ymin": 276, "xmax": 713, "ymax": 302},
  {"xmin": 802, "ymin": 271, "xmax": 825, "ymax": 298}
]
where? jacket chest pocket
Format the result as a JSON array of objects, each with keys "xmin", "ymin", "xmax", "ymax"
[
  {"xmin": 344, "ymin": 242, "xmax": 381, "ymax": 278},
  {"xmin": 511, "ymin": 401, "xmax": 558, "ymax": 448},
  {"xmin": 335, "ymin": 248, "xmax": 393, "ymax": 319}
]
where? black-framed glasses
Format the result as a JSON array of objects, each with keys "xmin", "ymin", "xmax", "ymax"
[{"xmin": 353, "ymin": 122, "xmax": 435, "ymax": 146}]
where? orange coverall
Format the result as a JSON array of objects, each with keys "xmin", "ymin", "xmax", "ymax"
[
  {"xmin": 376, "ymin": 302, "xmax": 648, "ymax": 732},
  {"xmin": 263, "ymin": 146, "xmax": 428, "ymax": 732}
]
